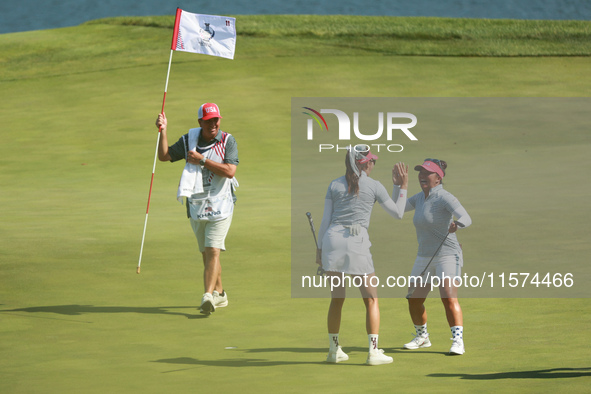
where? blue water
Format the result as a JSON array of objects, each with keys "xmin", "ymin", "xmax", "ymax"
[{"xmin": 0, "ymin": 0, "xmax": 589, "ymax": 34}]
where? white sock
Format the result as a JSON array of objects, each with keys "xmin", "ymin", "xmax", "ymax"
[
  {"xmin": 451, "ymin": 326, "xmax": 463, "ymax": 340},
  {"xmin": 415, "ymin": 323, "xmax": 428, "ymax": 337},
  {"xmin": 368, "ymin": 334, "xmax": 379, "ymax": 353},
  {"xmin": 329, "ymin": 333, "xmax": 340, "ymax": 351}
]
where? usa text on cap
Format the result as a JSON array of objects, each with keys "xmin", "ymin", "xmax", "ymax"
[{"xmin": 198, "ymin": 103, "xmax": 222, "ymax": 120}]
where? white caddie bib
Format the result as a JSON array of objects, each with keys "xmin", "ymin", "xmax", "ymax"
[
  {"xmin": 189, "ymin": 189, "xmax": 234, "ymax": 221},
  {"xmin": 187, "ymin": 129, "xmax": 236, "ymax": 222}
]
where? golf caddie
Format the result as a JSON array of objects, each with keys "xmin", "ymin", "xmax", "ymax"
[{"xmin": 155, "ymin": 103, "xmax": 239, "ymax": 315}]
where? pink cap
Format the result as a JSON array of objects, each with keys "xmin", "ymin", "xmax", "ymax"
[
  {"xmin": 198, "ymin": 103, "xmax": 222, "ymax": 120},
  {"xmin": 414, "ymin": 160, "xmax": 445, "ymax": 178},
  {"xmin": 357, "ymin": 151, "xmax": 378, "ymax": 164}
]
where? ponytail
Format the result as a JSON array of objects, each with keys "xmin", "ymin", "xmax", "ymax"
[{"xmin": 344, "ymin": 150, "xmax": 369, "ymax": 196}]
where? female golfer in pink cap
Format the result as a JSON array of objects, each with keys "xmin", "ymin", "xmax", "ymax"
[
  {"xmin": 393, "ymin": 158, "xmax": 472, "ymax": 355},
  {"xmin": 316, "ymin": 145, "xmax": 409, "ymax": 365}
]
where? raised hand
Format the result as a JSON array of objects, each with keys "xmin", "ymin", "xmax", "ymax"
[{"xmin": 392, "ymin": 162, "xmax": 409, "ymax": 188}]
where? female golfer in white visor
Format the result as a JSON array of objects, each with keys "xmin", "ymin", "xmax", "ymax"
[
  {"xmin": 317, "ymin": 146, "xmax": 408, "ymax": 365},
  {"xmin": 393, "ymin": 158, "xmax": 472, "ymax": 355}
]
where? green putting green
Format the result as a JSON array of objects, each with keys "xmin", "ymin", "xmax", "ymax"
[{"xmin": 0, "ymin": 15, "xmax": 589, "ymax": 393}]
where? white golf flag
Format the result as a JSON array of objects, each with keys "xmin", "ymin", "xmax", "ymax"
[{"xmin": 171, "ymin": 8, "xmax": 236, "ymax": 60}]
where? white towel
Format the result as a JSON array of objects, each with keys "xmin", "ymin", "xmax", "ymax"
[{"xmin": 177, "ymin": 128, "xmax": 203, "ymax": 203}]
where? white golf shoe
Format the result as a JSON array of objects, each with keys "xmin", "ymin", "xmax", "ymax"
[
  {"xmin": 199, "ymin": 293, "xmax": 215, "ymax": 315},
  {"xmin": 213, "ymin": 290, "xmax": 228, "ymax": 308},
  {"xmin": 326, "ymin": 346, "xmax": 349, "ymax": 363},
  {"xmin": 403, "ymin": 334, "xmax": 431, "ymax": 349},
  {"xmin": 366, "ymin": 349, "xmax": 393, "ymax": 366},
  {"xmin": 449, "ymin": 338, "xmax": 465, "ymax": 355}
]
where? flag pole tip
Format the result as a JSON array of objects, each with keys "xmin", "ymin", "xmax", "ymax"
[{"xmin": 136, "ymin": 267, "xmax": 141, "ymax": 274}]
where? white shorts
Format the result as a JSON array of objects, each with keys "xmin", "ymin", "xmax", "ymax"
[
  {"xmin": 409, "ymin": 253, "xmax": 463, "ymax": 286},
  {"xmin": 321, "ymin": 224, "xmax": 374, "ymax": 275},
  {"xmin": 190, "ymin": 213, "xmax": 233, "ymax": 253}
]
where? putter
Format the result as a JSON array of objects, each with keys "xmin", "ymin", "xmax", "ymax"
[
  {"xmin": 406, "ymin": 221, "xmax": 464, "ymax": 299},
  {"xmin": 306, "ymin": 212, "xmax": 325, "ymax": 275}
]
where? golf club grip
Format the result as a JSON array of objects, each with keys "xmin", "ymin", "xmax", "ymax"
[{"xmin": 306, "ymin": 213, "xmax": 319, "ymax": 248}]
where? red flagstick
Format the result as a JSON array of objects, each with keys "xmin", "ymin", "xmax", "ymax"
[
  {"xmin": 137, "ymin": 49, "xmax": 173, "ymax": 274},
  {"xmin": 136, "ymin": 8, "xmax": 183, "ymax": 274},
  {"xmin": 137, "ymin": 10, "xmax": 182, "ymax": 274}
]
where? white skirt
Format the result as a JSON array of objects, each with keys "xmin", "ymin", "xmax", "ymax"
[{"xmin": 321, "ymin": 224, "xmax": 374, "ymax": 275}]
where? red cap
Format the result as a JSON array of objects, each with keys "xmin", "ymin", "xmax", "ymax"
[
  {"xmin": 414, "ymin": 160, "xmax": 444, "ymax": 178},
  {"xmin": 198, "ymin": 103, "xmax": 222, "ymax": 120}
]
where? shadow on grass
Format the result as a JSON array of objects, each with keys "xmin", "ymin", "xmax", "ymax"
[
  {"xmin": 386, "ymin": 348, "xmax": 451, "ymax": 356},
  {"xmin": 154, "ymin": 347, "xmax": 384, "ymax": 369},
  {"xmin": 429, "ymin": 367, "xmax": 591, "ymax": 380},
  {"xmin": 240, "ymin": 346, "xmax": 452, "ymax": 357},
  {"xmin": 242, "ymin": 346, "xmax": 449, "ymax": 356},
  {"xmin": 153, "ymin": 356, "xmax": 325, "ymax": 368},
  {"xmin": 0, "ymin": 305, "xmax": 206, "ymax": 319},
  {"xmin": 154, "ymin": 347, "xmax": 445, "ymax": 369}
]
